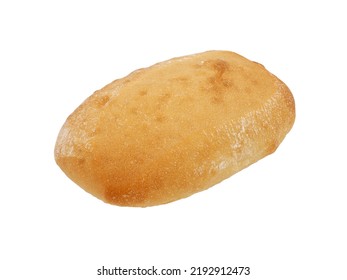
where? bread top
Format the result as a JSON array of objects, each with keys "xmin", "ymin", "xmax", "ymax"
[{"xmin": 55, "ymin": 51, "xmax": 295, "ymax": 206}]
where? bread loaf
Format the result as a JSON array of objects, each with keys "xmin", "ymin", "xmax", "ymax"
[{"xmin": 55, "ymin": 50, "xmax": 295, "ymax": 207}]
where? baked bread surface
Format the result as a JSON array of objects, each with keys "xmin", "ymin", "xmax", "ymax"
[{"xmin": 55, "ymin": 51, "xmax": 295, "ymax": 207}]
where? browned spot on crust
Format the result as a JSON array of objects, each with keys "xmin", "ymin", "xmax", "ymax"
[
  {"xmin": 210, "ymin": 59, "xmax": 230, "ymax": 77},
  {"xmin": 139, "ymin": 90, "xmax": 148, "ymax": 96},
  {"xmin": 129, "ymin": 107, "xmax": 139, "ymax": 115},
  {"xmin": 266, "ymin": 142, "xmax": 278, "ymax": 154},
  {"xmin": 96, "ymin": 95, "xmax": 110, "ymax": 107},
  {"xmin": 155, "ymin": 92, "xmax": 172, "ymax": 109},
  {"xmin": 251, "ymin": 79, "xmax": 259, "ymax": 85},
  {"xmin": 158, "ymin": 92, "xmax": 172, "ymax": 102},
  {"xmin": 155, "ymin": 114, "xmax": 166, "ymax": 123},
  {"xmin": 171, "ymin": 76, "xmax": 189, "ymax": 83},
  {"xmin": 203, "ymin": 59, "xmax": 234, "ymax": 104},
  {"xmin": 104, "ymin": 183, "xmax": 148, "ymax": 206}
]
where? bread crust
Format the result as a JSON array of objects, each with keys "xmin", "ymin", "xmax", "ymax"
[{"xmin": 55, "ymin": 51, "xmax": 295, "ymax": 207}]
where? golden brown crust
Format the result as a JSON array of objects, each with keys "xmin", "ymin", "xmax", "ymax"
[{"xmin": 55, "ymin": 50, "xmax": 295, "ymax": 207}]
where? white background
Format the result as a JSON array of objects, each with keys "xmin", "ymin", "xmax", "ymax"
[{"xmin": 1, "ymin": 1, "xmax": 346, "ymax": 279}]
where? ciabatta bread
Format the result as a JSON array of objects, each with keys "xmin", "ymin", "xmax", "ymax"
[{"xmin": 55, "ymin": 51, "xmax": 295, "ymax": 207}]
